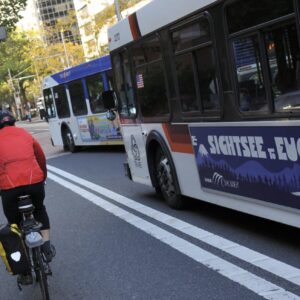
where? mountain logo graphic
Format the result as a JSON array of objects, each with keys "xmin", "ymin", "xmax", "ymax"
[
  {"xmin": 211, "ymin": 172, "xmax": 239, "ymax": 189},
  {"xmin": 212, "ymin": 172, "xmax": 224, "ymax": 185}
]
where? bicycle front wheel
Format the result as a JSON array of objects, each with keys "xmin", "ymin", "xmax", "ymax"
[{"xmin": 32, "ymin": 247, "xmax": 50, "ymax": 300}]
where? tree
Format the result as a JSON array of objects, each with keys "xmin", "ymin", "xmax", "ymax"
[
  {"xmin": 0, "ymin": 31, "xmax": 31, "ymax": 111},
  {"xmin": 0, "ymin": 0, "xmax": 27, "ymax": 32},
  {"xmin": 91, "ymin": 0, "xmax": 144, "ymax": 57},
  {"xmin": 0, "ymin": 29, "xmax": 85, "ymax": 112}
]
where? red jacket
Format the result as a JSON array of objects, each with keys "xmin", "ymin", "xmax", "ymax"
[{"xmin": 0, "ymin": 126, "xmax": 47, "ymax": 190}]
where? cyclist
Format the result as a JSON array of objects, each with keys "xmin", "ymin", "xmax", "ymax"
[{"xmin": 0, "ymin": 110, "xmax": 54, "ymax": 283}]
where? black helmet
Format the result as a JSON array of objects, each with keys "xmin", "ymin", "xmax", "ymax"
[{"xmin": 0, "ymin": 109, "xmax": 16, "ymax": 129}]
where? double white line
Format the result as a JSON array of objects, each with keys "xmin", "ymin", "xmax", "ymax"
[{"xmin": 47, "ymin": 164, "xmax": 300, "ymax": 299}]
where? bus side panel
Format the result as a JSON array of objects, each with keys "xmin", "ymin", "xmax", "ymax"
[{"xmin": 142, "ymin": 123, "xmax": 300, "ymax": 228}]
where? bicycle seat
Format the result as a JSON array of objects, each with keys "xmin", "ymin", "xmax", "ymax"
[{"xmin": 18, "ymin": 195, "xmax": 34, "ymax": 213}]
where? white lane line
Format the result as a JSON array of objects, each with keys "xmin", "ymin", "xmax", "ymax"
[
  {"xmin": 47, "ymin": 171, "xmax": 300, "ymax": 300},
  {"xmin": 47, "ymin": 165, "xmax": 300, "ymax": 286},
  {"xmin": 47, "ymin": 153, "xmax": 70, "ymax": 160}
]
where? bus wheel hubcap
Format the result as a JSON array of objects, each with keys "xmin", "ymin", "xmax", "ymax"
[
  {"xmin": 157, "ymin": 157, "xmax": 175, "ymax": 197},
  {"xmin": 67, "ymin": 133, "xmax": 73, "ymax": 145}
]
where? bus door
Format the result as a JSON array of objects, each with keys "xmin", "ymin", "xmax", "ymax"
[
  {"xmin": 122, "ymin": 122, "xmax": 152, "ymax": 186},
  {"xmin": 113, "ymin": 51, "xmax": 152, "ymax": 185}
]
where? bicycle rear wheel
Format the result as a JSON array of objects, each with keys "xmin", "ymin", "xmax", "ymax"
[{"xmin": 32, "ymin": 247, "xmax": 50, "ymax": 300}]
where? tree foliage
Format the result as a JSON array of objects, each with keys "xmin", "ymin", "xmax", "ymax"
[
  {"xmin": 0, "ymin": 30, "xmax": 84, "ymax": 110},
  {"xmin": 92, "ymin": 0, "xmax": 144, "ymax": 57},
  {"xmin": 0, "ymin": 0, "xmax": 27, "ymax": 32}
]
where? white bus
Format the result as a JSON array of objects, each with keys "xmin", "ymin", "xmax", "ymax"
[
  {"xmin": 43, "ymin": 55, "xmax": 123, "ymax": 152},
  {"xmin": 103, "ymin": 0, "xmax": 300, "ymax": 228}
]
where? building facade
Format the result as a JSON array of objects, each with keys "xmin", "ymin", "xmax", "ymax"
[
  {"xmin": 35, "ymin": 0, "xmax": 81, "ymax": 44},
  {"xmin": 74, "ymin": 0, "xmax": 151, "ymax": 60},
  {"xmin": 74, "ymin": 0, "xmax": 114, "ymax": 59}
]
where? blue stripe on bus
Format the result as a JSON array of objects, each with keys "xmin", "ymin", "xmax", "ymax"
[{"xmin": 50, "ymin": 55, "xmax": 111, "ymax": 85}]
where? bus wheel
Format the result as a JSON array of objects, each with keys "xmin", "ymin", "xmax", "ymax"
[
  {"xmin": 155, "ymin": 148, "xmax": 183, "ymax": 209},
  {"xmin": 63, "ymin": 128, "xmax": 77, "ymax": 153}
]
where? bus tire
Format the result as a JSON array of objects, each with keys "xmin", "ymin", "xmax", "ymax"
[
  {"xmin": 62, "ymin": 128, "xmax": 77, "ymax": 153},
  {"xmin": 155, "ymin": 147, "xmax": 184, "ymax": 209}
]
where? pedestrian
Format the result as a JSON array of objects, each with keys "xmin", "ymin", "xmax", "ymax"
[
  {"xmin": 0, "ymin": 109, "xmax": 55, "ymax": 284},
  {"xmin": 25, "ymin": 108, "xmax": 32, "ymax": 122}
]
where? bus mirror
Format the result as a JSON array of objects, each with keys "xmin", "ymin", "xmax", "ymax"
[{"xmin": 102, "ymin": 90, "xmax": 116, "ymax": 110}]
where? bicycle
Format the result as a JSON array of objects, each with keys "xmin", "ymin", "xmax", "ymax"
[{"xmin": 17, "ymin": 195, "xmax": 53, "ymax": 300}]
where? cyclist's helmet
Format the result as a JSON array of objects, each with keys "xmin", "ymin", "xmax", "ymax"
[{"xmin": 0, "ymin": 109, "xmax": 16, "ymax": 129}]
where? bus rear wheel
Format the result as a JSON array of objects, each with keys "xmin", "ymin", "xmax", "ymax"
[
  {"xmin": 62, "ymin": 128, "xmax": 77, "ymax": 153},
  {"xmin": 155, "ymin": 147, "xmax": 184, "ymax": 209}
]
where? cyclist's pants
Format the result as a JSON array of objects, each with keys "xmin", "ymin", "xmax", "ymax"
[{"xmin": 1, "ymin": 181, "xmax": 50, "ymax": 230}]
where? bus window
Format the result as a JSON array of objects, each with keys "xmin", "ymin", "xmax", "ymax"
[
  {"xmin": 53, "ymin": 85, "xmax": 70, "ymax": 118},
  {"xmin": 43, "ymin": 88, "xmax": 56, "ymax": 118},
  {"xmin": 233, "ymin": 36, "xmax": 267, "ymax": 112},
  {"xmin": 132, "ymin": 37, "xmax": 161, "ymax": 66},
  {"xmin": 68, "ymin": 80, "xmax": 87, "ymax": 116},
  {"xmin": 226, "ymin": 0, "xmax": 294, "ymax": 34},
  {"xmin": 133, "ymin": 37, "xmax": 169, "ymax": 118},
  {"xmin": 195, "ymin": 46, "xmax": 220, "ymax": 111},
  {"xmin": 136, "ymin": 62, "xmax": 169, "ymax": 117},
  {"xmin": 172, "ymin": 18, "xmax": 220, "ymax": 113},
  {"xmin": 112, "ymin": 52, "xmax": 136, "ymax": 117},
  {"xmin": 264, "ymin": 24, "xmax": 300, "ymax": 112},
  {"xmin": 175, "ymin": 53, "xmax": 199, "ymax": 112},
  {"xmin": 172, "ymin": 21, "xmax": 210, "ymax": 51},
  {"xmin": 86, "ymin": 74, "xmax": 105, "ymax": 113}
]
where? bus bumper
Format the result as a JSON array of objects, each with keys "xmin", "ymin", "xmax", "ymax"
[{"xmin": 124, "ymin": 162, "xmax": 132, "ymax": 181}]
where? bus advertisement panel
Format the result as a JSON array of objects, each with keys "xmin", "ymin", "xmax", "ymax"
[
  {"xmin": 77, "ymin": 115, "xmax": 121, "ymax": 143},
  {"xmin": 190, "ymin": 123, "xmax": 300, "ymax": 209}
]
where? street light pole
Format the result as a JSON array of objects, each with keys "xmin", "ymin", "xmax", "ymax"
[
  {"xmin": 8, "ymin": 69, "xmax": 21, "ymax": 120},
  {"xmin": 60, "ymin": 30, "xmax": 70, "ymax": 68},
  {"xmin": 114, "ymin": 0, "xmax": 122, "ymax": 21}
]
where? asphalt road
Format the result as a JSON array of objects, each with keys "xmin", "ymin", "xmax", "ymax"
[{"xmin": 0, "ymin": 119, "xmax": 300, "ymax": 300}]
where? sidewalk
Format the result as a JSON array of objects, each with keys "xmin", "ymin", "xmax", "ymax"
[{"xmin": 17, "ymin": 116, "xmax": 46, "ymax": 125}]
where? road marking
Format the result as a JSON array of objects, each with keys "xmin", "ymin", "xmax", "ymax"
[
  {"xmin": 47, "ymin": 165, "xmax": 300, "ymax": 287},
  {"xmin": 46, "ymin": 153, "xmax": 69, "ymax": 160},
  {"xmin": 48, "ymin": 171, "xmax": 300, "ymax": 300}
]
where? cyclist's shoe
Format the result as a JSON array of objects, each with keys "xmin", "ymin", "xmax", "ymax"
[
  {"xmin": 41, "ymin": 241, "xmax": 56, "ymax": 263},
  {"xmin": 17, "ymin": 273, "xmax": 33, "ymax": 285}
]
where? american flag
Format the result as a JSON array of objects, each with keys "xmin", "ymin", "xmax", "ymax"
[{"xmin": 136, "ymin": 73, "xmax": 144, "ymax": 89}]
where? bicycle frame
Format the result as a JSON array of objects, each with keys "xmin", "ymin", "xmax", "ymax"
[{"xmin": 17, "ymin": 195, "xmax": 51, "ymax": 300}]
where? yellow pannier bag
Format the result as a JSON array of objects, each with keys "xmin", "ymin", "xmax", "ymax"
[{"xmin": 0, "ymin": 224, "xmax": 30, "ymax": 275}]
